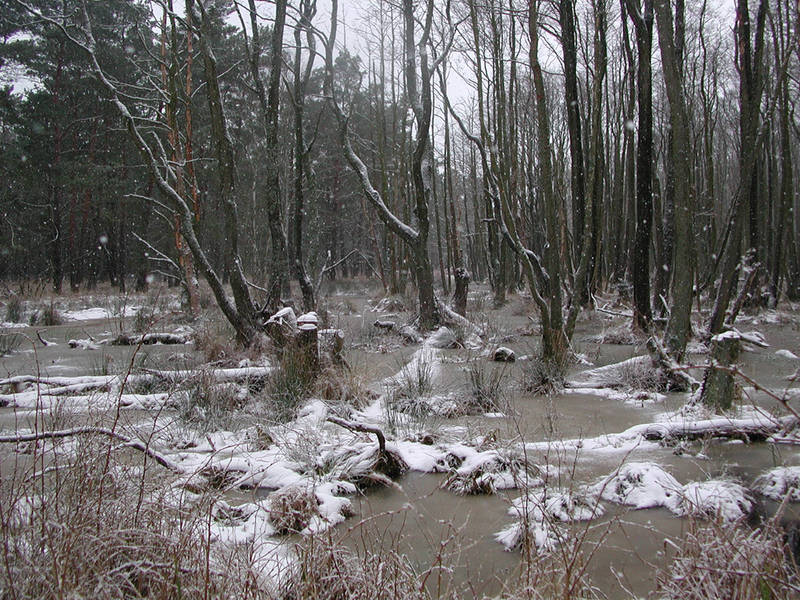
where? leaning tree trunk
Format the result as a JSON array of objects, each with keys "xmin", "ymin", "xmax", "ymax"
[{"xmin": 289, "ymin": 0, "xmax": 317, "ymax": 312}]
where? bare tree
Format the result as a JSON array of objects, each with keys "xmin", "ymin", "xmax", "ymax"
[{"xmin": 323, "ymin": 0, "xmax": 450, "ymax": 330}]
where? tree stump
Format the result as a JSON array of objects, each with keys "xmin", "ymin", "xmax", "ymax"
[
  {"xmin": 453, "ymin": 268, "xmax": 470, "ymax": 317},
  {"xmin": 296, "ymin": 312, "xmax": 320, "ymax": 375},
  {"xmin": 264, "ymin": 307, "xmax": 298, "ymax": 347},
  {"xmin": 319, "ymin": 328, "xmax": 345, "ymax": 365},
  {"xmin": 700, "ymin": 330, "xmax": 743, "ymax": 411}
]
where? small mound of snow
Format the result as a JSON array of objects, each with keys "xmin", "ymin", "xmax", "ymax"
[
  {"xmin": 443, "ymin": 450, "xmax": 539, "ymax": 494},
  {"xmin": 496, "ymin": 488, "xmax": 602, "ymax": 552},
  {"xmin": 510, "ymin": 487, "xmax": 604, "ymax": 524},
  {"xmin": 495, "ymin": 520, "xmax": 554, "ymax": 553},
  {"xmin": 776, "ymin": 349, "xmax": 799, "ymax": 360},
  {"xmin": 753, "ymin": 466, "xmax": 800, "ymax": 502},
  {"xmin": 371, "ymin": 297, "xmax": 407, "ymax": 313},
  {"xmin": 592, "ymin": 462, "xmax": 681, "ymax": 509},
  {"xmin": 670, "ymin": 480, "xmax": 752, "ymax": 521}
]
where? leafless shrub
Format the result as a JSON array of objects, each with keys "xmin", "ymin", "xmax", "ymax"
[
  {"xmin": 655, "ymin": 518, "xmax": 800, "ymax": 599},
  {"xmin": 284, "ymin": 534, "xmax": 432, "ymax": 600}
]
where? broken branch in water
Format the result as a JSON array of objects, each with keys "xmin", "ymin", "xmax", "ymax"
[
  {"xmin": 0, "ymin": 427, "xmax": 182, "ymax": 473},
  {"xmin": 327, "ymin": 415, "xmax": 386, "ymax": 454}
]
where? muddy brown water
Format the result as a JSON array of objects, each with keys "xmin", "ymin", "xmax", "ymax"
[{"xmin": 3, "ymin": 293, "xmax": 800, "ymax": 598}]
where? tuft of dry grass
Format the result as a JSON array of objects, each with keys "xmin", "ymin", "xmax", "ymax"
[
  {"xmin": 655, "ymin": 518, "xmax": 800, "ymax": 599},
  {"xmin": 268, "ymin": 485, "xmax": 320, "ymax": 534},
  {"xmin": 0, "ymin": 436, "xmax": 262, "ymax": 599},
  {"xmin": 521, "ymin": 358, "xmax": 566, "ymax": 396}
]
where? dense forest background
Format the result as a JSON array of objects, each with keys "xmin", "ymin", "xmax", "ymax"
[{"xmin": 1, "ymin": 0, "xmax": 798, "ymax": 354}]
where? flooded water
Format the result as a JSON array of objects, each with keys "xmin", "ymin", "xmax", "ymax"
[{"xmin": 2, "ymin": 292, "xmax": 800, "ymax": 598}]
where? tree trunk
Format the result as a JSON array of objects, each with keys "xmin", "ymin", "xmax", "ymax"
[
  {"xmin": 654, "ymin": 0, "xmax": 694, "ymax": 359},
  {"xmin": 624, "ymin": 0, "xmax": 654, "ymax": 331},
  {"xmin": 707, "ymin": 0, "xmax": 767, "ymax": 335},
  {"xmin": 453, "ymin": 267, "xmax": 470, "ymax": 317}
]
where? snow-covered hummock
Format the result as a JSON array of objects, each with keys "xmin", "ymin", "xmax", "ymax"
[
  {"xmin": 443, "ymin": 449, "xmax": 540, "ymax": 494},
  {"xmin": 753, "ymin": 466, "xmax": 800, "ymax": 502},
  {"xmin": 776, "ymin": 349, "xmax": 799, "ymax": 360},
  {"xmin": 425, "ymin": 326, "xmax": 461, "ymax": 349},
  {"xmin": 711, "ymin": 328, "xmax": 768, "ymax": 349},
  {"xmin": 509, "ymin": 487, "xmax": 604, "ymax": 524},
  {"xmin": 567, "ymin": 355, "xmax": 651, "ymax": 388},
  {"xmin": 495, "ymin": 519, "xmax": 554, "ymax": 553},
  {"xmin": 670, "ymin": 480, "xmax": 752, "ymax": 521},
  {"xmin": 493, "ymin": 347, "xmax": 515, "ymax": 362},
  {"xmin": 591, "ymin": 462, "xmax": 681, "ymax": 509},
  {"xmin": 265, "ymin": 307, "xmax": 297, "ymax": 330},
  {"xmin": 496, "ymin": 487, "xmax": 602, "ymax": 552}
]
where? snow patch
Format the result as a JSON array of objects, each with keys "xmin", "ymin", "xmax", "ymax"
[
  {"xmin": 753, "ymin": 466, "xmax": 800, "ymax": 502},
  {"xmin": 670, "ymin": 480, "xmax": 752, "ymax": 521},
  {"xmin": 591, "ymin": 462, "xmax": 681, "ymax": 509}
]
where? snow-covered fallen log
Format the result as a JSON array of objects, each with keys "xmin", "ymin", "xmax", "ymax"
[{"xmin": 0, "ymin": 366, "xmax": 272, "ymax": 408}]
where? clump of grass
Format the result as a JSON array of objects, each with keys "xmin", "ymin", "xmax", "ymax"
[
  {"xmin": 268, "ymin": 485, "xmax": 320, "ymax": 534},
  {"xmin": 466, "ymin": 361, "xmax": 507, "ymax": 413},
  {"xmin": 133, "ymin": 291, "xmax": 168, "ymax": 333},
  {"xmin": 0, "ymin": 330, "xmax": 22, "ymax": 356},
  {"xmin": 194, "ymin": 318, "xmax": 236, "ymax": 363},
  {"xmin": 315, "ymin": 365, "xmax": 375, "ymax": 409},
  {"xmin": 89, "ymin": 351, "xmax": 115, "ymax": 376},
  {"xmin": 616, "ymin": 357, "xmax": 666, "ymax": 391},
  {"xmin": 179, "ymin": 374, "xmax": 248, "ymax": 431},
  {"xmin": 655, "ymin": 518, "xmax": 799, "ymax": 599},
  {"xmin": 251, "ymin": 343, "xmax": 320, "ymax": 425},
  {"xmin": 29, "ymin": 300, "xmax": 62, "ymax": 326},
  {"xmin": 4, "ymin": 294, "xmax": 23, "ymax": 323},
  {"xmin": 521, "ymin": 358, "xmax": 565, "ymax": 396},
  {"xmin": 284, "ymin": 535, "xmax": 429, "ymax": 600}
]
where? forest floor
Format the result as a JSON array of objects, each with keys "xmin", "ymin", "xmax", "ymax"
[{"xmin": 2, "ymin": 281, "xmax": 800, "ymax": 599}]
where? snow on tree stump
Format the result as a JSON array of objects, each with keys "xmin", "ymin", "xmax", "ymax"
[
  {"xmin": 264, "ymin": 307, "xmax": 298, "ymax": 347},
  {"xmin": 296, "ymin": 312, "xmax": 320, "ymax": 375},
  {"xmin": 700, "ymin": 329, "xmax": 768, "ymax": 411},
  {"xmin": 453, "ymin": 268, "xmax": 470, "ymax": 317}
]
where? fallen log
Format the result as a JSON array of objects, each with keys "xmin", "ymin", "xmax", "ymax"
[
  {"xmin": 0, "ymin": 426, "xmax": 182, "ymax": 472},
  {"xmin": 109, "ymin": 332, "xmax": 191, "ymax": 346},
  {"xmin": 638, "ymin": 415, "xmax": 798, "ymax": 443}
]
